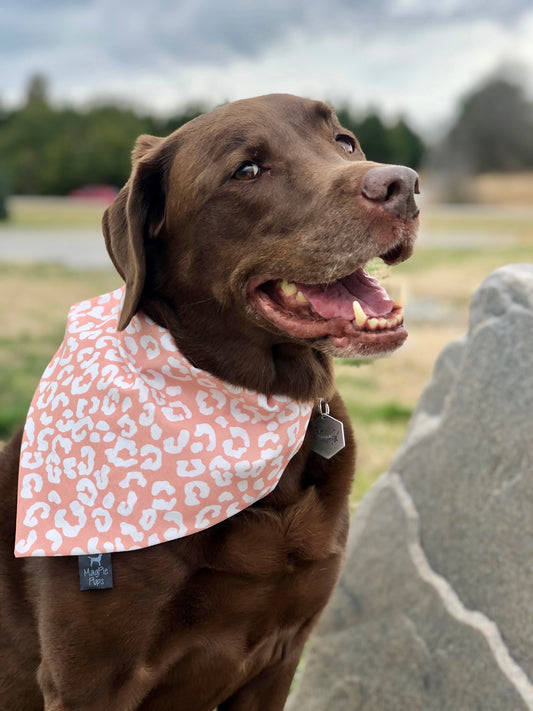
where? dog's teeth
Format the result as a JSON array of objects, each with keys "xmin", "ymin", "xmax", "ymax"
[
  {"xmin": 280, "ymin": 280, "xmax": 298, "ymax": 296},
  {"xmin": 386, "ymin": 308, "xmax": 404, "ymax": 328},
  {"xmin": 295, "ymin": 291, "xmax": 308, "ymax": 303},
  {"xmin": 368, "ymin": 318, "xmax": 379, "ymax": 331},
  {"xmin": 378, "ymin": 317, "xmax": 388, "ymax": 329},
  {"xmin": 352, "ymin": 300, "xmax": 367, "ymax": 327}
]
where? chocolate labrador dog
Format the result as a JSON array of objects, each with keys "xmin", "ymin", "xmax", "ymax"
[{"xmin": 0, "ymin": 94, "xmax": 419, "ymax": 710}]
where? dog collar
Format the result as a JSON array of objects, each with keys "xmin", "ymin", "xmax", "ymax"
[{"xmin": 15, "ymin": 288, "xmax": 313, "ymax": 557}]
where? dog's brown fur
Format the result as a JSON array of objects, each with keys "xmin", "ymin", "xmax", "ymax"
[{"xmin": 0, "ymin": 94, "xmax": 418, "ymax": 710}]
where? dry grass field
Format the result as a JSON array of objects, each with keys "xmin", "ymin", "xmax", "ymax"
[
  {"xmin": 1, "ymin": 180, "xmax": 532, "ymax": 505},
  {"xmin": 472, "ymin": 171, "xmax": 533, "ymax": 206}
]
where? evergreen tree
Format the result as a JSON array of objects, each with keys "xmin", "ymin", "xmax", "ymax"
[{"xmin": 389, "ymin": 119, "xmax": 425, "ymax": 169}]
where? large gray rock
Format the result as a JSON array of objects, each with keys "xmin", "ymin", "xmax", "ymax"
[{"xmin": 288, "ymin": 265, "xmax": 533, "ymax": 711}]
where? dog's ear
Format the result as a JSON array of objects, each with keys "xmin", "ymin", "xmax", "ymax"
[{"xmin": 102, "ymin": 134, "xmax": 167, "ymax": 331}]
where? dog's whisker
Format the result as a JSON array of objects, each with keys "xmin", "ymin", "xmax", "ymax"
[{"xmin": 180, "ymin": 297, "xmax": 217, "ymax": 308}]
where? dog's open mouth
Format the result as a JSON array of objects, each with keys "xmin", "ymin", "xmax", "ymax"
[{"xmin": 250, "ymin": 263, "xmax": 407, "ymax": 357}]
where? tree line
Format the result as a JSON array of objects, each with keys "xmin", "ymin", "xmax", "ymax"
[
  {"xmin": 1, "ymin": 71, "xmax": 533, "ymax": 201},
  {"xmin": 0, "ymin": 75, "xmax": 424, "ymax": 197}
]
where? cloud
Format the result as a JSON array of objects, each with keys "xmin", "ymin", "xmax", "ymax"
[
  {"xmin": 1, "ymin": 0, "xmax": 533, "ymax": 132},
  {"xmin": 388, "ymin": 0, "xmax": 532, "ymax": 23},
  {"xmin": 3, "ymin": 0, "xmax": 532, "ymax": 69}
]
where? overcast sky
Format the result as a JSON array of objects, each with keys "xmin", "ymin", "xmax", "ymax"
[{"xmin": 2, "ymin": 0, "xmax": 533, "ymax": 135}]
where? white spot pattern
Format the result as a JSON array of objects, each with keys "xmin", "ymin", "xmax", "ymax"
[{"xmin": 15, "ymin": 288, "xmax": 313, "ymax": 557}]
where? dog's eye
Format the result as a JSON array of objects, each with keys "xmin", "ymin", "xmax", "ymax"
[
  {"xmin": 336, "ymin": 135, "xmax": 355, "ymax": 154},
  {"xmin": 233, "ymin": 162, "xmax": 261, "ymax": 181}
]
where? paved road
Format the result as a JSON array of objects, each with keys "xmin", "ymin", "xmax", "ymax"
[{"xmin": 0, "ymin": 228, "xmax": 111, "ymax": 269}]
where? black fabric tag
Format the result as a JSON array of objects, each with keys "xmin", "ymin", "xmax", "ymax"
[{"xmin": 78, "ymin": 553, "xmax": 114, "ymax": 591}]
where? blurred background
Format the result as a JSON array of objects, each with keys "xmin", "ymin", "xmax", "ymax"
[{"xmin": 1, "ymin": 0, "xmax": 533, "ymax": 503}]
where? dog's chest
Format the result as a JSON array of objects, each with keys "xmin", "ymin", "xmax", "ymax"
[
  {"xmin": 173, "ymin": 490, "xmax": 345, "ymax": 624},
  {"xmin": 142, "ymin": 497, "xmax": 346, "ymax": 706}
]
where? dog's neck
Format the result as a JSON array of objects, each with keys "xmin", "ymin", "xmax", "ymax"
[{"xmin": 141, "ymin": 296, "xmax": 336, "ymax": 403}]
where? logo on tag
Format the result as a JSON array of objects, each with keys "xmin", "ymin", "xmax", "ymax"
[{"xmin": 78, "ymin": 553, "xmax": 113, "ymax": 591}]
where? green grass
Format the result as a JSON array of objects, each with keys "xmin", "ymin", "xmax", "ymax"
[
  {"xmin": 0, "ymin": 333, "xmax": 64, "ymax": 438},
  {"xmin": 0, "ymin": 261, "xmax": 120, "ymax": 440},
  {"xmin": 337, "ymin": 371, "xmax": 412, "ymax": 423}
]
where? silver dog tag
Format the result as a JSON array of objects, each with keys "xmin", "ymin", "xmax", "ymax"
[{"xmin": 312, "ymin": 400, "xmax": 345, "ymax": 459}]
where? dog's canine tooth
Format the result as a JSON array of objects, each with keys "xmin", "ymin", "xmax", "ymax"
[
  {"xmin": 295, "ymin": 291, "xmax": 308, "ymax": 303},
  {"xmin": 352, "ymin": 300, "xmax": 367, "ymax": 328},
  {"xmin": 280, "ymin": 280, "xmax": 298, "ymax": 296}
]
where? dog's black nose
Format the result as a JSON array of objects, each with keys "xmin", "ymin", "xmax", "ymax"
[{"xmin": 362, "ymin": 166, "xmax": 420, "ymax": 220}]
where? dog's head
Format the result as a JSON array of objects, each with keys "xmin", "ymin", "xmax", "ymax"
[{"xmin": 103, "ymin": 94, "xmax": 419, "ymax": 398}]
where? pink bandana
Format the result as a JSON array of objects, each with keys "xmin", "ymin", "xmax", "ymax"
[{"xmin": 15, "ymin": 288, "xmax": 313, "ymax": 557}]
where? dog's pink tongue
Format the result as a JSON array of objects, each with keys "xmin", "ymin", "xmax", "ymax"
[{"xmin": 296, "ymin": 268, "xmax": 394, "ymax": 319}]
